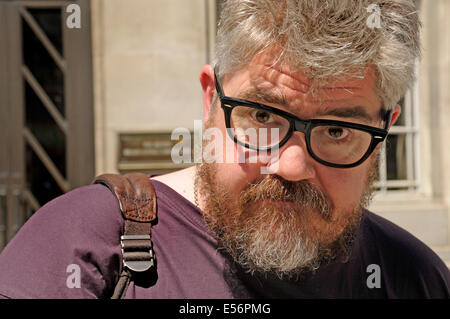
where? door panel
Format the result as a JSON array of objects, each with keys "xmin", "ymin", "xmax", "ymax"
[{"xmin": 0, "ymin": 0, "xmax": 94, "ymax": 250}]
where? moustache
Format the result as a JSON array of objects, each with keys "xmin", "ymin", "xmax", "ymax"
[{"xmin": 239, "ymin": 176, "xmax": 333, "ymax": 220}]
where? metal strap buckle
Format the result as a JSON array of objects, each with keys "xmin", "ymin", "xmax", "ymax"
[{"xmin": 120, "ymin": 234, "xmax": 155, "ymax": 272}]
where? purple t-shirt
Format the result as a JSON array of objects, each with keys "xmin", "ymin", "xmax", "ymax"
[{"xmin": 0, "ymin": 179, "xmax": 449, "ymax": 298}]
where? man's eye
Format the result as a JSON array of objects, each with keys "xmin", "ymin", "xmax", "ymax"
[
  {"xmin": 325, "ymin": 127, "xmax": 349, "ymax": 140},
  {"xmin": 252, "ymin": 110, "xmax": 273, "ymax": 124}
]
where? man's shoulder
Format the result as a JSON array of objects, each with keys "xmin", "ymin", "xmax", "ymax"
[
  {"xmin": 30, "ymin": 183, "xmax": 124, "ymax": 232},
  {"xmin": 360, "ymin": 210, "xmax": 450, "ymax": 297},
  {"xmin": 0, "ymin": 183, "xmax": 124, "ymax": 298},
  {"xmin": 363, "ymin": 210, "xmax": 437, "ymax": 257},
  {"xmin": 362, "ymin": 209, "xmax": 445, "ymax": 267}
]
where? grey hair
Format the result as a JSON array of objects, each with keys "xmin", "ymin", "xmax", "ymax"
[{"xmin": 213, "ymin": 0, "xmax": 421, "ymax": 110}]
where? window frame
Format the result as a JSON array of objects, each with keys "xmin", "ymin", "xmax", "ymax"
[{"xmin": 373, "ymin": 60, "xmax": 421, "ymax": 195}]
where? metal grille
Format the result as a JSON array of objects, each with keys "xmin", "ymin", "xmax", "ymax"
[
  {"xmin": 0, "ymin": 0, "xmax": 94, "ymax": 250},
  {"xmin": 21, "ymin": 6, "xmax": 68, "ymax": 214}
]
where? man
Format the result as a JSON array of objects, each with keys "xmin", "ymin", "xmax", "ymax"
[{"xmin": 0, "ymin": 0, "xmax": 449, "ymax": 298}]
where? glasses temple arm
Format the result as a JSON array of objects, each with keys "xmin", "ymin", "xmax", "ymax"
[
  {"xmin": 383, "ymin": 109, "xmax": 394, "ymax": 131},
  {"xmin": 213, "ymin": 66, "xmax": 225, "ymax": 98}
]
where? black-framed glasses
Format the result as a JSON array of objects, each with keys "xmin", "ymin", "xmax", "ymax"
[{"xmin": 214, "ymin": 66, "xmax": 393, "ymax": 168}]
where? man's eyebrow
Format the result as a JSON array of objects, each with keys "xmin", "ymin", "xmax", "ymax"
[
  {"xmin": 237, "ymin": 87, "xmax": 288, "ymax": 108},
  {"xmin": 315, "ymin": 106, "xmax": 376, "ymax": 123},
  {"xmin": 237, "ymin": 88, "xmax": 384, "ymax": 124}
]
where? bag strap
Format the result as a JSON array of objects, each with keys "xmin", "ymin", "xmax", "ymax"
[{"xmin": 93, "ymin": 173, "xmax": 157, "ymax": 299}]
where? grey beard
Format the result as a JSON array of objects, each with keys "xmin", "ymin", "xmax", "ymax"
[{"xmin": 196, "ymin": 157, "xmax": 377, "ymax": 279}]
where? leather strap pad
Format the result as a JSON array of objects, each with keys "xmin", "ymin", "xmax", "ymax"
[{"xmin": 93, "ymin": 173, "xmax": 157, "ymax": 222}]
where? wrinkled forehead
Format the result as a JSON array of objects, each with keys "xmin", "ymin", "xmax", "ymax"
[
  {"xmin": 220, "ymin": 50, "xmax": 380, "ymax": 120},
  {"xmin": 245, "ymin": 49, "xmax": 379, "ymax": 100}
]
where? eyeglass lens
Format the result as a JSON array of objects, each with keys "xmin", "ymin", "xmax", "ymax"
[{"xmin": 228, "ymin": 104, "xmax": 373, "ymax": 165}]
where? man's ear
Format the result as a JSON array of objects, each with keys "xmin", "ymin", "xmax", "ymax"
[
  {"xmin": 199, "ymin": 64, "xmax": 216, "ymax": 126},
  {"xmin": 373, "ymin": 104, "xmax": 401, "ymax": 154},
  {"xmin": 388, "ymin": 104, "xmax": 401, "ymax": 129}
]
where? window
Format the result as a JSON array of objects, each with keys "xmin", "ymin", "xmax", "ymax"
[
  {"xmin": 0, "ymin": 1, "xmax": 94, "ymax": 250},
  {"xmin": 374, "ymin": 70, "xmax": 420, "ymax": 193}
]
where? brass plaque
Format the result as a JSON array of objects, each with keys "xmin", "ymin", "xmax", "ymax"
[{"xmin": 118, "ymin": 132, "xmax": 193, "ymax": 173}]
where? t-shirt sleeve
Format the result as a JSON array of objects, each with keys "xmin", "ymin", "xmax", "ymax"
[
  {"xmin": 0, "ymin": 184, "xmax": 124, "ymax": 299},
  {"xmin": 364, "ymin": 211, "xmax": 450, "ymax": 298}
]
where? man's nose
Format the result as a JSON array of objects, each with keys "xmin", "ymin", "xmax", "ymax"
[{"xmin": 262, "ymin": 133, "xmax": 316, "ymax": 181}]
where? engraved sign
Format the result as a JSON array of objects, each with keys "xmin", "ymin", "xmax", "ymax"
[{"xmin": 118, "ymin": 132, "xmax": 193, "ymax": 173}]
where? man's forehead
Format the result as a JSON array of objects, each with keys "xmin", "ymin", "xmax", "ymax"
[
  {"xmin": 247, "ymin": 47, "xmax": 378, "ymax": 89},
  {"xmin": 247, "ymin": 58, "xmax": 378, "ymax": 94},
  {"xmin": 231, "ymin": 52, "xmax": 382, "ymax": 121}
]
